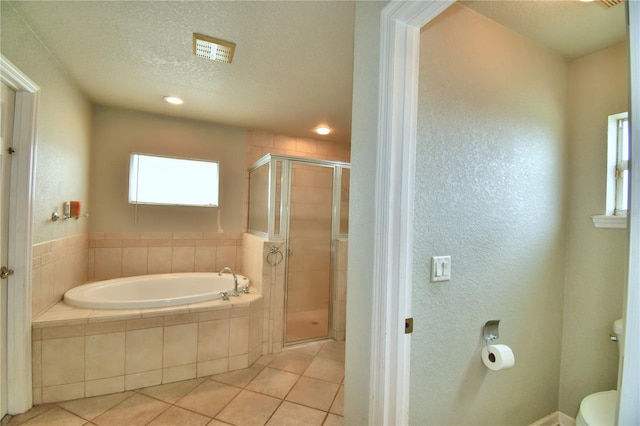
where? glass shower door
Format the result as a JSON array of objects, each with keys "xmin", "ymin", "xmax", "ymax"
[{"xmin": 285, "ymin": 163, "xmax": 334, "ymax": 344}]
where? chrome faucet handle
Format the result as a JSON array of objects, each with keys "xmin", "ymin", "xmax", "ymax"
[
  {"xmin": 241, "ymin": 284, "xmax": 250, "ymax": 294},
  {"xmin": 219, "ymin": 291, "xmax": 229, "ymax": 301}
]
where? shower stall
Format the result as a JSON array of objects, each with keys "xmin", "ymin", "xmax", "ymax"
[{"xmin": 248, "ymin": 154, "xmax": 350, "ymax": 345}]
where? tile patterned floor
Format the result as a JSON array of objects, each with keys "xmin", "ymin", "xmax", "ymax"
[{"xmin": 2, "ymin": 340, "xmax": 344, "ymax": 426}]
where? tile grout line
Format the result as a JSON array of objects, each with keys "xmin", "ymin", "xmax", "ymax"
[{"xmin": 24, "ymin": 341, "xmax": 344, "ymax": 426}]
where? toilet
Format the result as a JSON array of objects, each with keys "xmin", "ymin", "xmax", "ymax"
[{"xmin": 575, "ymin": 319, "xmax": 624, "ymax": 426}]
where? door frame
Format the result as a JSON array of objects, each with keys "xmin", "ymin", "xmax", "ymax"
[
  {"xmin": 0, "ymin": 55, "xmax": 38, "ymax": 414},
  {"xmin": 370, "ymin": 1, "xmax": 639, "ymax": 424},
  {"xmin": 619, "ymin": 2, "xmax": 640, "ymax": 424},
  {"xmin": 370, "ymin": 2, "xmax": 454, "ymax": 424}
]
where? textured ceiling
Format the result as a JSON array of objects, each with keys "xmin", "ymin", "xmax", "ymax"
[
  {"xmin": 461, "ymin": 0, "xmax": 626, "ymax": 60},
  {"xmin": 6, "ymin": 1, "xmax": 627, "ymax": 144},
  {"xmin": 7, "ymin": 1, "xmax": 356, "ymax": 143}
]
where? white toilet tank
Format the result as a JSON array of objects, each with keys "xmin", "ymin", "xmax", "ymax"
[{"xmin": 575, "ymin": 318, "xmax": 624, "ymax": 426}]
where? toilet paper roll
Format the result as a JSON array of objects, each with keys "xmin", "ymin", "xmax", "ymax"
[{"xmin": 482, "ymin": 344, "xmax": 515, "ymax": 371}]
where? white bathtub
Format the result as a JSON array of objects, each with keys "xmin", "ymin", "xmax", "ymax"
[{"xmin": 64, "ymin": 272, "xmax": 250, "ymax": 309}]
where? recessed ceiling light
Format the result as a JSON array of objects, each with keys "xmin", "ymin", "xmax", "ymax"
[
  {"xmin": 163, "ymin": 96, "xmax": 184, "ymax": 105},
  {"xmin": 315, "ymin": 126, "xmax": 332, "ymax": 135}
]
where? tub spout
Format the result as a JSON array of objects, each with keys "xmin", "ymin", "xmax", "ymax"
[{"xmin": 219, "ymin": 267, "xmax": 239, "ymax": 296}]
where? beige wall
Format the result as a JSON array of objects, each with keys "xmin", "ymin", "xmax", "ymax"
[
  {"xmin": 411, "ymin": 5, "xmax": 569, "ymax": 424},
  {"xmin": 1, "ymin": 2, "xmax": 92, "ymax": 244},
  {"xmin": 89, "ymin": 105, "xmax": 246, "ymax": 234},
  {"xmin": 2, "ymin": 2, "xmax": 92, "ymax": 317},
  {"xmin": 559, "ymin": 42, "xmax": 628, "ymax": 415}
]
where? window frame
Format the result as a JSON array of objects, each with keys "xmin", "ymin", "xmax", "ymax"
[
  {"xmin": 128, "ymin": 152, "xmax": 220, "ymax": 207},
  {"xmin": 593, "ymin": 112, "xmax": 629, "ymax": 229}
]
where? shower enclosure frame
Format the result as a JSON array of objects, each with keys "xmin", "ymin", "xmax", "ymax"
[{"xmin": 248, "ymin": 154, "xmax": 350, "ymax": 345}]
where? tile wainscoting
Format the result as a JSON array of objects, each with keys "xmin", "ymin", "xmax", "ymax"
[
  {"xmin": 33, "ymin": 234, "xmax": 89, "ymax": 318},
  {"xmin": 87, "ymin": 232, "xmax": 242, "ymax": 281},
  {"xmin": 32, "ymin": 293, "xmax": 263, "ymax": 404}
]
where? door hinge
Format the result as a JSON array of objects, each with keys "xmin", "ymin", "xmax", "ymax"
[
  {"xmin": 405, "ymin": 317, "xmax": 413, "ymax": 334},
  {"xmin": 0, "ymin": 266, "xmax": 14, "ymax": 279},
  {"xmin": 7, "ymin": 147, "xmax": 15, "ymax": 155}
]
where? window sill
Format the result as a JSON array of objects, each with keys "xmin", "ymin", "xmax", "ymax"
[{"xmin": 592, "ymin": 215, "xmax": 627, "ymax": 229}]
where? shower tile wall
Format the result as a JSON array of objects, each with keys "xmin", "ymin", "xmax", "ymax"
[
  {"xmin": 87, "ymin": 232, "xmax": 242, "ymax": 281},
  {"xmin": 243, "ymin": 131, "xmax": 351, "ymax": 233},
  {"xmin": 32, "ymin": 234, "xmax": 89, "ymax": 317},
  {"xmin": 242, "ymin": 233, "xmax": 286, "ymax": 353}
]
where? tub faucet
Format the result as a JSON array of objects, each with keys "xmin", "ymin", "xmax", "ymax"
[{"xmin": 219, "ymin": 266, "xmax": 239, "ymax": 296}]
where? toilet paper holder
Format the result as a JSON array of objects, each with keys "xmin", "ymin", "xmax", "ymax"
[{"xmin": 483, "ymin": 320, "xmax": 500, "ymax": 345}]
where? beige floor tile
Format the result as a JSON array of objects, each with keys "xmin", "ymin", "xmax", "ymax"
[
  {"xmin": 254, "ymin": 354, "xmax": 276, "ymax": 366},
  {"xmin": 2, "ymin": 404, "xmax": 55, "ymax": 426},
  {"xmin": 138, "ymin": 378, "xmax": 205, "ymax": 404},
  {"xmin": 285, "ymin": 376, "xmax": 339, "ymax": 411},
  {"xmin": 329, "ymin": 385, "xmax": 344, "ymax": 416},
  {"xmin": 266, "ymin": 401, "xmax": 326, "ymax": 426},
  {"xmin": 20, "ymin": 406, "xmax": 86, "ymax": 426},
  {"xmin": 215, "ymin": 390, "xmax": 281, "ymax": 426},
  {"xmin": 92, "ymin": 393, "xmax": 170, "ymax": 426},
  {"xmin": 303, "ymin": 357, "xmax": 344, "ymax": 384},
  {"xmin": 58, "ymin": 391, "xmax": 134, "ymax": 420},
  {"xmin": 147, "ymin": 406, "xmax": 211, "ymax": 426},
  {"xmin": 323, "ymin": 413, "xmax": 343, "ymax": 426},
  {"xmin": 175, "ymin": 380, "xmax": 241, "ymax": 418},
  {"xmin": 245, "ymin": 367, "xmax": 299, "ymax": 399},
  {"xmin": 317, "ymin": 341, "xmax": 345, "ymax": 362},
  {"xmin": 267, "ymin": 351, "xmax": 314, "ymax": 374},
  {"xmin": 206, "ymin": 420, "xmax": 234, "ymax": 426},
  {"xmin": 286, "ymin": 341, "xmax": 324, "ymax": 356},
  {"xmin": 210, "ymin": 363, "xmax": 264, "ymax": 388}
]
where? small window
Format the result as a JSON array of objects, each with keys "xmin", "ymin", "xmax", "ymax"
[
  {"xmin": 614, "ymin": 114, "xmax": 630, "ymax": 214},
  {"xmin": 607, "ymin": 112, "xmax": 629, "ymax": 216},
  {"xmin": 594, "ymin": 112, "xmax": 629, "ymax": 228},
  {"xmin": 128, "ymin": 153, "xmax": 219, "ymax": 207}
]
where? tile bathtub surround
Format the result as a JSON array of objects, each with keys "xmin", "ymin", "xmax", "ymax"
[
  {"xmin": 32, "ymin": 234, "xmax": 89, "ymax": 318},
  {"xmin": 8, "ymin": 340, "xmax": 344, "ymax": 426},
  {"xmin": 88, "ymin": 232, "xmax": 242, "ymax": 281},
  {"xmin": 32, "ymin": 293, "xmax": 264, "ymax": 404}
]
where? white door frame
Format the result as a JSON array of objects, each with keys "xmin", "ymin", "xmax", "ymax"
[
  {"xmin": 0, "ymin": 55, "xmax": 38, "ymax": 414},
  {"xmin": 619, "ymin": 1, "xmax": 640, "ymax": 424},
  {"xmin": 370, "ymin": 2, "xmax": 454, "ymax": 425},
  {"xmin": 371, "ymin": 1, "xmax": 639, "ymax": 424}
]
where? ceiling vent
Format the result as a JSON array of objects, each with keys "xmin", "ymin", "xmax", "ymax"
[
  {"xmin": 193, "ymin": 33, "xmax": 235, "ymax": 64},
  {"xmin": 598, "ymin": 0, "xmax": 623, "ymax": 8}
]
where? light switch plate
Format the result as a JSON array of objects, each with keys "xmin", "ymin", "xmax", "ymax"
[{"xmin": 431, "ymin": 256, "xmax": 451, "ymax": 282}]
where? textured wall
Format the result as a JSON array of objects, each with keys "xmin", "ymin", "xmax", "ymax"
[
  {"xmin": 559, "ymin": 43, "xmax": 628, "ymax": 416},
  {"xmin": 410, "ymin": 5, "xmax": 568, "ymax": 424},
  {"xmin": 344, "ymin": 1, "xmax": 388, "ymax": 424},
  {"xmin": 1, "ymin": 2, "xmax": 92, "ymax": 244},
  {"xmin": 89, "ymin": 105, "xmax": 246, "ymax": 233}
]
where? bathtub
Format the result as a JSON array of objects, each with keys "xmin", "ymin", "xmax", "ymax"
[{"xmin": 63, "ymin": 272, "xmax": 250, "ymax": 309}]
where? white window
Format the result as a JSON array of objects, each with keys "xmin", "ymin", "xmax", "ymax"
[
  {"xmin": 128, "ymin": 153, "xmax": 219, "ymax": 207},
  {"xmin": 593, "ymin": 112, "xmax": 629, "ymax": 228},
  {"xmin": 613, "ymin": 114, "xmax": 630, "ymax": 214}
]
